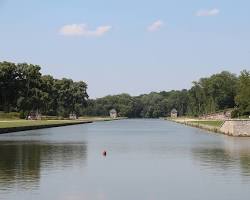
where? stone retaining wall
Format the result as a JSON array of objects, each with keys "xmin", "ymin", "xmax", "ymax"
[
  {"xmin": 200, "ymin": 110, "xmax": 232, "ymax": 120},
  {"xmin": 220, "ymin": 120, "xmax": 250, "ymax": 136}
]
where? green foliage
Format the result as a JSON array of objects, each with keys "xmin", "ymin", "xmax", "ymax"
[
  {"xmin": 0, "ymin": 112, "xmax": 20, "ymax": 119},
  {"xmin": 235, "ymin": 70, "xmax": 250, "ymax": 116},
  {"xmin": 0, "ymin": 61, "xmax": 20, "ymax": 112},
  {"xmin": 1, "ymin": 60, "xmax": 249, "ymax": 119},
  {"xmin": 83, "ymin": 71, "xmax": 247, "ymax": 118},
  {"xmin": 19, "ymin": 110, "xmax": 29, "ymax": 119},
  {"xmin": 231, "ymin": 109, "xmax": 240, "ymax": 118},
  {"xmin": 0, "ymin": 61, "xmax": 88, "ymax": 118},
  {"xmin": 82, "ymin": 90, "xmax": 191, "ymax": 118},
  {"xmin": 188, "ymin": 71, "xmax": 238, "ymax": 116}
]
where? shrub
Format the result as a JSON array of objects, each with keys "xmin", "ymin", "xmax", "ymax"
[
  {"xmin": 0, "ymin": 112, "xmax": 20, "ymax": 119},
  {"xmin": 231, "ymin": 109, "xmax": 240, "ymax": 118}
]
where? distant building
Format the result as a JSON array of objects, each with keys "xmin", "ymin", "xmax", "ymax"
[
  {"xmin": 109, "ymin": 109, "xmax": 117, "ymax": 118},
  {"xmin": 69, "ymin": 113, "xmax": 77, "ymax": 120},
  {"xmin": 27, "ymin": 110, "xmax": 41, "ymax": 120},
  {"xmin": 171, "ymin": 108, "xmax": 178, "ymax": 118}
]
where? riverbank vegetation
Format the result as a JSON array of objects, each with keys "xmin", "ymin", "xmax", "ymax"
[
  {"xmin": 83, "ymin": 70, "xmax": 250, "ymax": 118},
  {"xmin": 0, "ymin": 116, "xmax": 117, "ymax": 129},
  {"xmin": 189, "ymin": 120, "xmax": 224, "ymax": 127},
  {"xmin": 0, "ymin": 120, "xmax": 88, "ymax": 129},
  {"xmin": 1, "ymin": 61, "xmax": 249, "ymax": 119},
  {"xmin": 0, "ymin": 61, "xmax": 88, "ymax": 118}
]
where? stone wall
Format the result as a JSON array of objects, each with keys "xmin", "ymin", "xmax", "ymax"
[
  {"xmin": 220, "ymin": 120, "xmax": 250, "ymax": 136},
  {"xmin": 200, "ymin": 110, "xmax": 232, "ymax": 120}
]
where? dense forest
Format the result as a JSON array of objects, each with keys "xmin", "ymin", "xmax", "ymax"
[
  {"xmin": 82, "ymin": 70, "xmax": 250, "ymax": 118},
  {"xmin": 0, "ymin": 61, "xmax": 88, "ymax": 118},
  {"xmin": 1, "ymin": 61, "xmax": 250, "ymax": 118}
]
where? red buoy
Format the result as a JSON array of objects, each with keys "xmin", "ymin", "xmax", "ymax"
[{"xmin": 102, "ymin": 150, "xmax": 107, "ymax": 156}]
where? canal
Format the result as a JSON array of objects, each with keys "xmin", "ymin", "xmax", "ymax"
[{"xmin": 0, "ymin": 119, "xmax": 250, "ymax": 200}]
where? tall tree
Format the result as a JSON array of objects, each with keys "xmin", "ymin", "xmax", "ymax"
[
  {"xmin": 0, "ymin": 62, "xmax": 20, "ymax": 112},
  {"xmin": 16, "ymin": 63, "xmax": 42, "ymax": 115},
  {"xmin": 235, "ymin": 70, "xmax": 250, "ymax": 115}
]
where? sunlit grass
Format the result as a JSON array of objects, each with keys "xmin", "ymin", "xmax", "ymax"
[
  {"xmin": 0, "ymin": 116, "xmax": 117, "ymax": 129},
  {"xmin": 0, "ymin": 120, "xmax": 89, "ymax": 129},
  {"xmin": 191, "ymin": 120, "xmax": 224, "ymax": 127}
]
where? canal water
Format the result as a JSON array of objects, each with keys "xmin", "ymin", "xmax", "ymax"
[{"xmin": 0, "ymin": 119, "xmax": 250, "ymax": 200}]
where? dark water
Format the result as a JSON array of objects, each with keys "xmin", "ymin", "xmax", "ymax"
[{"xmin": 0, "ymin": 119, "xmax": 250, "ymax": 200}]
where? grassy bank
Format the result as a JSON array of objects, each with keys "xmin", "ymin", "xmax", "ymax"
[
  {"xmin": 166, "ymin": 117, "xmax": 224, "ymax": 134},
  {"xmin": 0, "ymin": 112, "xmax": 20, "ymax": 120},
  {"xmin": 0, "ymin": 117, "xmax": 124, "ymax": 134},
  {"xmin": 0, "ymin": 120, "xmax": 90, "ymax": 129},
  {"xmin": 0, "ymin": 120, "xmax": 93, "ymax": 134},
  {"xmin": 167, "ymin": 117, "xmax": 250, "ymax": 137},
  {"xmin": 79, "ymin": 116, "xmax": 127, "ymax": 122},
  {"xmin": 189, "ymin": 120, "xmax": 224, "ymax": 127}
]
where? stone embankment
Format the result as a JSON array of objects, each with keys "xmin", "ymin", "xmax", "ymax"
[
  {"xmin": 168, "ymin": 118, "xmax": 250, "ymax": 137},
  {"xmin": 199, "ymin": 110, "xmax": 232, "ymax": 120},
  {"xmin": 220, "ymin": 120, "xmax": 250, "ymax": 136}
]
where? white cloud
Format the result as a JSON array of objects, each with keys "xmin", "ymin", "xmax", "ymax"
[
  {"xmin": 147, "ymin": 20, "xmax": 164, "ymax": 32},
  {"xmin": 196, "ymin": 8, "xmax": 220, "ymax": 17},
  {"xmin": 59, "ymin": 24, "xmax": 112, "ymax": 37}
]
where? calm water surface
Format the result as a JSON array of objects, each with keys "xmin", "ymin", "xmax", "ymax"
[{"xmin": 0, "ymin": 119, "xmax": 250, "ymax": 200}]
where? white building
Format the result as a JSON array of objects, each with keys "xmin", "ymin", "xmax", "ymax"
[
  {"xmin": 109, "ymin": 109, "xmax": 117, "ymax": 118},
  {"xmin": 171, "ymin": 108, "xmax": 178, "ymax": 118}
]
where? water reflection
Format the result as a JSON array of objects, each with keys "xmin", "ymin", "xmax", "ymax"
[
  {"xmin": 192, "ymin": 137, "xmax": 250, "ymax": 177},
  {"xmin": 0, "ymin": 120, "xmax": 250, "ymax": 200},
  {"xmin": 0, "ymin": 141, "xmax": 87, "ymax": 190}
]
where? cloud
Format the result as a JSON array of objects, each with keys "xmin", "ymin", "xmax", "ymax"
[
  {"xmin": 59, "ymin": 24, "xmax": 112, "ymax": 37},
  {"xmin": 147, "ymin": 20, "xmax": 164, "ymax": 32},
  {"xmin": 196, "ymin": 8, "xmax": 220, "ymax": 17}
]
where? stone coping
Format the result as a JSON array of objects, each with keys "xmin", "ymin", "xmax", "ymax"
[{"xmin": 224, "ymin": 119, "xmax": 250, "ymax": 121}]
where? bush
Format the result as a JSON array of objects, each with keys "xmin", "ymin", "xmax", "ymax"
[
  {"xmin": 231, "ymin": 109, "xmax": 240, "ymax": 118},
  {"xmin": 0, "ymin": 112, "xmax": 20, "ymax": 119},
  {"xmin": 19, "ymin": 111, "xmax": 29, "ymax": 119}
]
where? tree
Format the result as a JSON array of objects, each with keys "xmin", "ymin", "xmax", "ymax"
[
  {"xmin": 0, "ymin": 61, "xmax": 89, "ymax": 118},
  {"xmin": 0, "ymin": 62, "xmax": 20, "ymax": 112},
  {"xmin": 235, "ymin": 70, "xmax": 250, "ymax": 115},
  {"xmin": 188, "ymin": 82, "xmax": 206, "ymax": 116},
  {"xmin": 187, "ymin": 71, "xmax": 238, "ymax": 116},
  {"xmin": 55, "ymin": 79, "xmax": 88, "ymax": 117},
  {"xmin": 16, "ymin": 63, "xmax": 42, "ymax": 115},
  {"xmin": 200, "ymin": 71, "xmax": 238, "ymax": 111},
  {"xmin": 40, "ymin": 75, "xmax": 57, "ymax": 115}
]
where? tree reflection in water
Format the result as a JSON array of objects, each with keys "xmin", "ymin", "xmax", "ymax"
[
  {"xmin": 192, "ymin": 137, "xmax": 250, "ymax": 178},
  {"xmin": 0, "ymin": 141, "xmax": 88, "ymax": 190}
]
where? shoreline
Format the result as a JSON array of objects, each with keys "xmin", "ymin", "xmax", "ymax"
[
  {"xmin": 0, "ymin": 117, "xmax": 126, "ymax": 134},
  {"xmin": 168, "ymin": 118, "xmax": 221, "ymax": 134},
  {"xmin": 0, "ymin": 120, "xmax": 93, "ymax": 134},
  {"xmin": 166, "ymin": 118, "xmax": 250, "ymax": 137}
]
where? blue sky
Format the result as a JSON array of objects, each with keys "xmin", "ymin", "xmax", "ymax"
[{"xmin": 0, "ymin": 0, "xmax": 250, "ymax": 98}]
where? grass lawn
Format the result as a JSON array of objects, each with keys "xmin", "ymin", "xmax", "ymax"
[
  {"xmin": 0, "ymin": 116, "xmax": 117, "ymax": 129},
  {"xmin": 191, "ymin": 120, "xmax": 224, "ymax": 127},
  {"xmin": 0, "ymin": 120, "xmax": 91, "ymax": 129}
]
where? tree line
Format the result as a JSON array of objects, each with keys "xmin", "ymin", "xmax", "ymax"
[
  {"xmin": 0, "ymin": 61, "xmax": 88, "ymax": 118},
  {"xmin": 1, "ymin": 61, "xmax": 249, "ymax": 119},
  {"xmin": 82, "ymin": 70, "xmax": 250, "ymax": 118}
]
